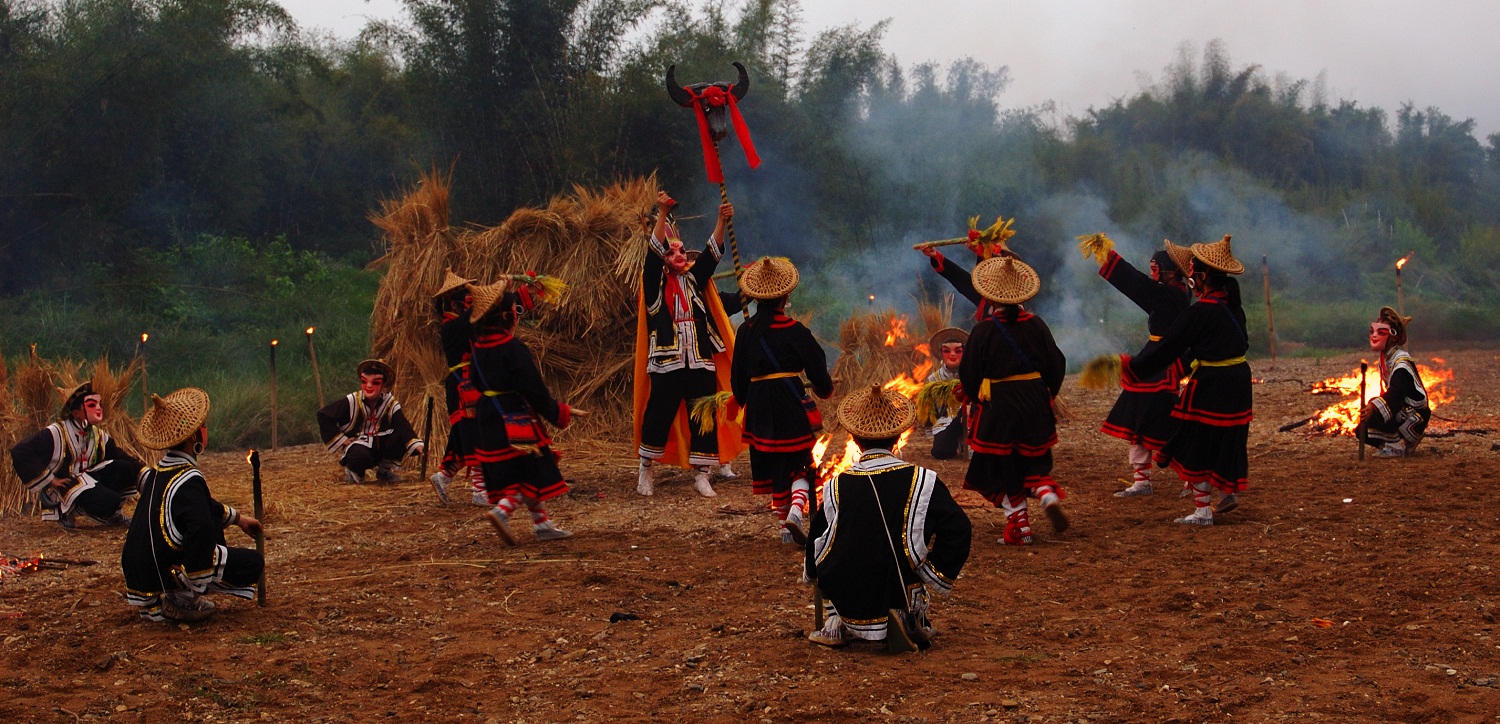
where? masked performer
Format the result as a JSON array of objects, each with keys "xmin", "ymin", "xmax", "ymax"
[
  {"xmin": 805, "ymin": 385, "xmax": 971, "ymax": 652},
  {"xmin": 1358, "ymin": 307, "xmax": 1429, "ymax": 458},
  {"xmin": 318, "ymin": 359, "xmax": 423, "ymax": 484},
  {"xmin": 960, "ymin": 256, "xmax": 1069, "ymax": 545},
  {"xmin": 467, "ymin": 277, "xmax": 577, "ymax": 544},
  {"xmin": 1081, "ymin": 236, "xmax": 1193, "ymax": 497},
  {"xmin": 426, "ymin": 269, "xmax": 487, "ymax": 505},
  {"xmin": 122, "ymin": 388, "xmax": 263, "ymax": 622},
  {"xmin": 730, "ymin": 256, "xmax": 835, "ymax": 543},
  {"xmin": 923, "ymin": 327, "xmax": 969, "ymax": 460},
  {"xmin": 1125, "ymin": 236, "xmax": 1251, "ymax": 525},
  {"xmin": 11, "ymin": 381, "xmax": 143, "ymax": 528},
  {"xmin": 633, "ymin": 190, "xmax": 745, "ymax": 497}
]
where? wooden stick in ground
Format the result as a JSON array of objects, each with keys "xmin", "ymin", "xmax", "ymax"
[
  {"xmin": 249, "ymin": 450, "xmax": 266, "ymax": 606},
  {"xmin": 420, "ymin": 396, "xmax": 433, "ymax": 480},
  {"xmin": 269, "ymin": 340, "xmax": 279, "ymax": 451},
  {"xmin": 306, "ymin": 327, "xmax": 324, "ymax": 408},
  {"xmin": 1262, "ymin": 255, "xmax": 1277, "ymax": 365},
  {"xmin": 1357, "ymin": 362, "xmax": 1368, "ymax": 461}
]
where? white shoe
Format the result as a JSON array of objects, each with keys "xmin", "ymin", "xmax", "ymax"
[
  {"xmin": 1175, "ymin": 508, "xmax": 1214, "ymax": 526},
  {"xmin": 533, "ymin": 521, "xmax": 573, "ymax": 541},
  {"xmin": 1375, "ymin": 443, "xmax": 1407, "ymax": 458},
  {"xmin": 717, "ymin": 463, "xmax": 737, "ymax": 479},
  {"xmin": 486, "ymin": 507, "xmax": 517, "ymax": 546},
  {"xmin": 693, "ymin": 467, "xmax": 717, "ymax": 497},
  {"xmin": 1114, "ymin": 481, "xmax": 1153, "ymax": 497},
  {"xmin": 470, "ymin": 489, "xmax": 489, "ymax": 507},
  {"xmin": 782, "ymin": 507, "xmax": 807, "ymax": 545},
  {"xmin": 637, "ymin": 461, "xmax": 655, "ymax": 496},
  {"xmin": 429, "ymin": 472, "xmax": 452, "ymax": 503}
]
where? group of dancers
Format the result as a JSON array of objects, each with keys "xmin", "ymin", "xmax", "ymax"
[{"xmin": 9, "ymin": 193, "xmax": 1432, "ymax": 636}]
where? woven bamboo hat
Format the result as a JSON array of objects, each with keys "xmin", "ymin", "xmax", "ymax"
[
  {"xmin": 1190, "ymin": 235, "xmax": 1244, "ymax": 274},
  {"xmin": 138, "ymin": 388, "xmax": 211, "ymax": 449},
  {"xmin": 928, "ymin": 327, "xmax": 968, "ymax": 352},
  {"xmin": 467, "ymin": 280, "xmax": 512, "ymax": 323},
  {"xmin": 56, "ymin": 380, "xmax": 96, "ymax": 417},
  {"xmin": 1162, "ymin": 239, "xmax": 1194, "ymax": 275},
  {"xmin": 433, "ymin": 268, "xmax": 471, "ymax": 298},
  {"xmin": 357, "ymin": 359, "xmax": 396, "ymax": 387},
  {"xmin": 971, "ymin": 256, "xmax": 1040, "ymax": 305},
  {"xmin": 740, "ymin": 257, "xmax": 799, "ymax": 300},
  {"xmin": 839, "ymin": 384, "xmax": 918, "ymax": 440}
]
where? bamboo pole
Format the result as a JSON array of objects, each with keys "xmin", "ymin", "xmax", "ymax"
[
  {"xmin": 712, "ymin": 140, "xmax": 748, "ymax": 310},
  {"xmin": 138, "ymin": 333, "xmax": 149, "ymax": 412},
  {"xmin": 1262, "ymin": 255, "xmax": 1277, "ymax": 365},
  {"xmin": 306, "ymin": 327, "xmax": 324, "ymax": 409},
  {"xmin": 910, "ymin": 237, "xmax": 972, "ymax": 251},
  {"xmin": 1357, "ymin": 362, "xmax": 1368, "ymax": 462},
  {"xmin": 269, "ymin": 340, "xmax": 279, "ymax": 451},
  {"xmin": 248, "ymin": 450, "xmax": 266, "ymax": 606}
]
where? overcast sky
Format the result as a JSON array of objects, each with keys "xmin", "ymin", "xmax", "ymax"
[{"xmin": 283, "ymin": 0, "xmax": 1500, "ymax": 139}]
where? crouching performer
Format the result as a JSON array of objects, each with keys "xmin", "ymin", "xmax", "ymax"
[
  {"xmin": 122, "ymin": 388, "xmax": 263, "ymax": 622},
  {"xmin": 318, "ymin": 359, "xmax": 424, "ymax": 484},
  {"xmin": 1359, "ymin": 307, "xmax": 1429, "ymax": 458},
  {"xmin": 731, "ymin": 257, "xmax": 834, "ymax": 543},
  {"xmin": 633, "ymin": 190, "xmax": 744, "ymax": 497},
  {"xmin": 11, "ymin": 381, "xmax": 143, "ymax": 528},
  {"xmin": 922, "ymin": 327, "xmax": 969, "ymax": 459},
  {"xmin": 805, "ymin": 385, "xmax": 972, "ymax": 652},
  {"xmin": 467, "ymin": 276, "xmax": 577, "ymax": 544}
]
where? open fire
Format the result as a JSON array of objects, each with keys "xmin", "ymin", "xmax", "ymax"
[
  {"xmin": 1306, "ymin": 359, "xmax": 1454, "ymax": 435},
  {"xmin": 813, "ymin": 314, "xmax": 928, "ymax": 491}
]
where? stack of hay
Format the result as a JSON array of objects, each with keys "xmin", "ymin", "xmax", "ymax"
[
  {"xmin": 830, "ymin": 309, "xmax": 927, "ymax": 398},
  {"xmin": 370, "ymin": 170, "xmax": 661, "ymax": 450},
  {"xmin": 0, "ymin": 352, "xmax": 146, "ymax": 517}
]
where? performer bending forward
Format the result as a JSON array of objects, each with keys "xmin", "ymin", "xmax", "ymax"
[
  {"xmin": 427, "ymin": 269, "xmax": 484, "ymax": 504},
  {"xmin": 634, "ymin": 190, "xmax": 743, "ymax": 497},
  {"xmin": 1358, "ymin": 307, "xmax": 1430, "ymax": 457},
  {"xmin": 1126, "ymin": 236, "xmax": 1252, "ymax": 525},
  {"xmin": 1090, "ymin": 239, "xmax": 1192, "ymax": 497},
  {"xmin": 960, "ymin": 256, "xmax": 1069, "ymax": 545},
  {"xmin": 730, "ymin": 257, "xmax": 834, "ymax": 543},
  {"xmin": 122, "ymin": 388, "xmax": 263, "ymax": 622},
  {"xmin": 806, "ymin": 385, "xmax": 971, "ymax": 652},
  {"xmin": 467, "ymin": 277, "xmax": 577, "ymax": 544}
]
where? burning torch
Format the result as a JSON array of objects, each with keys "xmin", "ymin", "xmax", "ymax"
[
  {"xmin": 247, "ymin": 450, "xmax": 266, "ymax": 605},
  {"xmin": 138, "ymin": 333, "xmax": 149, "ymax": 412},
  {"xmin": 1395, "ymin": 252, "xmax": 1413, "ymax": 316},
  {"xmin": 306, "ymin": 327, "xmax": 324, "ymax": 408},
  {"xmin": 269, "ymin": 339, "xmax": 279, "ymax": 451}
]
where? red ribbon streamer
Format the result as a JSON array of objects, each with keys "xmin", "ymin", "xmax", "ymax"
[{"xmin": 686, "ymin": 84, "xmax": 761, "ymax": 184}]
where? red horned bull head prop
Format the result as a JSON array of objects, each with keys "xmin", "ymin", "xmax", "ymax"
[{"xmin": 667, "ymin": 62, "xmax": 761, "ymax": 184}]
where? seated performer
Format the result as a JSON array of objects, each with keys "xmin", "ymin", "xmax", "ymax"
[
  {"xmin": 960, "ymin": 255, "xmax": 1069, "ymax": 545},
  {"xmin": 924, "ymin": 327, "xmax": 969, "ymax": 460},
  {"xmin": 467, "ymin": 276, "xmax": 577, "ymax": 544},
  {"xmin": 634, "ymin": 189, "xmax": 743, "ymax": 497},
  {"xmin": 1359, "ymin": 307, "xmax": 1429, "ymax": 458},
  {"xmin": 731, "ymin": 256, "xmax": 834, "ymax": 543},
  {"xmin": 318, "ymin": 359, "xmax": 424, "ymax": 484},
  {"xmin": 122, "ymin": 388, "xmax": 263, "ymax": 622},
  {"xmin": 427, "ymin": 269, "xmax": 484, "ymax": 504},
  {"xmin": 805, "ymin": 385, "xmax": 972, "ymax": 652},
  {"xmin": 11, "ymin": 380, "xmax": 143, "ymax": 528}
]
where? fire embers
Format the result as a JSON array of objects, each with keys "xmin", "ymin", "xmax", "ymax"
[{"xmin": 1304, "ymin": 359, "xmax": 1453, "ymax": 436}]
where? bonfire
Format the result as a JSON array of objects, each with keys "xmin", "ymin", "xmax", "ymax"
[{"xmin": 1304, "ymin": 358, "xmax": 1454, "ymax": 435}]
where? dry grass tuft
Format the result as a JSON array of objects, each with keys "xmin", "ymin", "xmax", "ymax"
[{"xmin": 370, "ymin": 171, "xmax": 660, "ymax": 450}]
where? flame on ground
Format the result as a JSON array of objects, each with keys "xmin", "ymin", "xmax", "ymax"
[
  {"xmin": 0, "ymin": 554, "xmax": 44, "ymax": 580},
  {"xmin": 1308, "ymin": 360, "xmax": 1454, "ymax": 435}
]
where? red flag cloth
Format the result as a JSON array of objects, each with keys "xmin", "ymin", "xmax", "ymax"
[{"xmin": 686, "ymin": 84, "xmax": 761, "ymax": 184}]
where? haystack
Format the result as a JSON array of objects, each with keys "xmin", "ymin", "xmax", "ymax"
[
  {"xmin": 370, "ymin": 170, "xmax": 660, "ymax": 450},
  {"xmin": 831, "ymin": 309, "xmax": 927, "ymax": 398}
]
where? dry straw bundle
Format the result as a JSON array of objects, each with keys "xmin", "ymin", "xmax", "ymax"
[
  {"xmin": 370, "ymin": 170, "xmax": 659, "ymax": 447},
  {"xmin": 0, "ymin": 352, "xmax": 146, "ymax": 516},
  {"xmin": 831, "ymin": 309, "xmax": 925, "ymax": 398}
]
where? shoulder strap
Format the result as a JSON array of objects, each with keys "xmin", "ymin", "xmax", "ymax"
[{"xmin": 990, "ymin": 319, "xmax": 1036, "ymax": 374}]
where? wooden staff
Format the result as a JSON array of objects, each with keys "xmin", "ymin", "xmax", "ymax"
[
  {"xmin": 1357, "ymin": 362, "xmax": 1368, "ymax": 461},
  {"xmin": 306, "ymin": 327, "xmax": 324, "ymax": 408},
  {"xmin": 248, "ymin": 450, "xmax": 266, "ymax": 605},
  {"xmin": 1262, "ymin": 255, "xmax": 1277, "ymax": 365},
  {"xmin": 713, "ymin": 141, "xmax": 748, "ymax": 310},
  {"xmin": 138, "ymin": 333, "xmax": 149, "ymax": 412},
  {"xmin": 910, "ymin": 236, "xmax": 971, "ymax": 251},
  {"xmin": 269, "ymin": 340, "xmax": 279, "ymax": 451},
  {"xmin": 420, "ymin": 396, "xmax": 433, "ymax": 480}
]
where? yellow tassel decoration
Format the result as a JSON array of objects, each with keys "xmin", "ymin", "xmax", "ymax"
[
  {"xmin": 1078, "ymin": 354, "xmax": 1124, "ymax": 389},
  {"xmin": 1076, "ymin": 233, "xmax": 1115, "ymax": 265},
  {"xmin": 913, "ymin": 379, "xmax": 961, "ymax": 425},
  {"xmin": 690, "ymin": 391, "xmax": 735, "ymax": 435}
]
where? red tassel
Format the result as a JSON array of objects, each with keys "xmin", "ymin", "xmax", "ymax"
[{"xmin": 684, "ymin": 84, "xmax": 760, "ymax": 184}]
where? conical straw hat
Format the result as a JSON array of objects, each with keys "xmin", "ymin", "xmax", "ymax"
[
  {"xmin": 1190, "ymin": 235, "xmax": 1244, "ymax": 274},
  {"xmin": 357, "ymin": 359, "xmax": 397, "ymax": 388},
  {"xmin": 433, "ymin": 268, "xmax": 471, "ymax": 298},
  {"xmin": 928, "ymin": 327, "xmax": 968, "ymax": 352},
  {"xmin": 970, "ymin": 255, "xmax": 1040, "ymax": 305},
  {"xmin": 1162, "ymin": 239, "xmax": 1194, "ymax": 275},
  {"xmin": 839, "ymin": 384, "xmax": 918, "ymax": 440},
  {"xmin": 56, "ymin": 380, "xmax": 95, "ymax": 418},
  {"xmin": 138, "ymin": 388, "xmax": 211, "ymax": 449},
  {"xmin": 468, "ymin": 280, "xmax": 512, "ymax": 323},
  {"xmin": 740, "ymin": 257, "xmax": 799, "ymax": 300}
]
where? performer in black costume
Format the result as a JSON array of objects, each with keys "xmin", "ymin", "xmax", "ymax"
[
  {"xmin": 427, "ymin": 269, "xmax": 485, "ymax": 504},
  {"xmin": 317, "ymin": 359, "xmax": 424, "ymax": 484},
  {"xmin": 805, "ymin": 385, "xmax": 971, "ymax": 652},
  {"xmin": 1358, "ymin": 307, "xmax": 1430, "ymax": 458},
  {"xmin": 11, "ymin": 381, "xmax": 142, "ymax": 528}
]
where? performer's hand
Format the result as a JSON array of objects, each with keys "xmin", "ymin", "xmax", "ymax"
[
  {"xmin": 238, "ymin": 514, "xmax": 263, "ymax": 538},
  {"xmin": 919, "ymin": 246, "xmax": 940, "ymax": 260},
  {"xmin": 410, "ymin": 442, "xmax": 425, "ymax": 457},
  {"xmin": 718, "ymin": 202, "xmax": 733, "ymax": 221},
  {"xmin": 50, "ymin": 475, "xmax": 70, "ymax": 489},
  {"xmin": 656, "ymin": 190, "xmax": 676, "ymax": 210}
]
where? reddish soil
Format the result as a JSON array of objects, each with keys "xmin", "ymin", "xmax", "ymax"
[{"xmin": 2, "ymin": 349, "xmax": 1498, "ymax": 723}]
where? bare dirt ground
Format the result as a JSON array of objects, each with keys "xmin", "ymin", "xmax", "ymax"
[{"xmin": 2, "ymin": 348, "xmax": 1498, "ymax": 723}]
